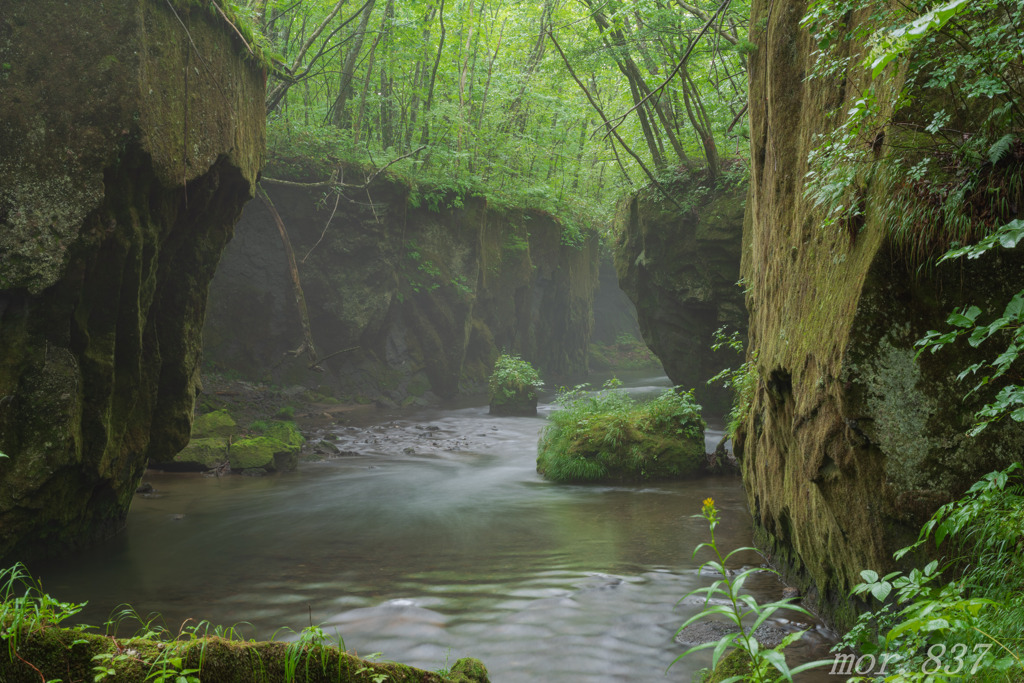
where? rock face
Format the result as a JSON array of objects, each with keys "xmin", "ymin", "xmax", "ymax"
[
  {"xmin": 203, "ymin": 182, "xmax": 599, "ymax": 403},
  {"xmin": 0, "ymin": 0, "xmax": 264, "ymax": 562},
  {"xmin": 613, "ymin": 178, "xmax": 748, "ymax": 414},
  {"xmin": 740, "ymin": 0, "xmax": 1024, "ymax": 628}
]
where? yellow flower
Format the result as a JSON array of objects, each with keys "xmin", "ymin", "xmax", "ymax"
[{"xmin": 702, "ymin": 497, "xmax": 716, "ymax": 517}]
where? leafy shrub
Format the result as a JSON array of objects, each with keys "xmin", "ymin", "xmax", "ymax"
[
  {"xmin": 536, "ymin": 380, "xmax": 706, "ymax": 483},
  {"xmin": 707, "ymin": 328, "xmax": 758, "ymax": 439},
  {"xmin": 838, "ymin": 464, "xmax": 1024, "ymax": 680},
  {"xmin": 916, "ymin": 219, "xmax": 1024, "ymax": 436},
  {"xmin": 487, "ymin": 354, "xmax": 543, "ymax": 402}
]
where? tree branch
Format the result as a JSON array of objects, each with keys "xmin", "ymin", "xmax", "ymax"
[{"xmin": 547, "ymin": 30, "xmax": 682, "ymax": 209}]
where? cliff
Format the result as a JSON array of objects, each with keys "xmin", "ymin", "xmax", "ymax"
[
  {"xmin": 0, "ymin": 0, "xmax": 265, "ymax": 562},
  {"xmin": 740, "ymin": 0, "xmax": 1024, "ymax": 628},
  {"xmin": 202, "ymin": 180, "xmax": 599, "ymax": 403},
  {"xmin": 613, "ymin": 175, "xmax": 748, "ymax": 414}
]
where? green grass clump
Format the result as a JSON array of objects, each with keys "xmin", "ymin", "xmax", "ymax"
[{"xmin": 536, "ymin": 380, "xmax": 706, "ymax": 483}]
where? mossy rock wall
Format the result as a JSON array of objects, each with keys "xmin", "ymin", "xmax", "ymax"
[
  {"xmin": 0, "ymin": 0, "xmax": 265, "ymax": 563},
  {"xmin": 203, "ymin": 181, "xmax": 599, "ymax": 403},
  {"xmin": 613, "ymin": 177, "xmax": 748, "ymax": 415},
  {"xmin": 739, "ymin": 0, "xmax": 1024, "ymax": 629}
]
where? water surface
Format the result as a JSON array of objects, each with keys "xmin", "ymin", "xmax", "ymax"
[{"xmin": 36, "ymin": 375, "xmax": 835, "ymax": 681}]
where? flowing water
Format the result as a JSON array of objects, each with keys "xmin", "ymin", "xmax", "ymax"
[{"xmin": 33, "ymin": 375, "xmax": 836, "ymax": 682}]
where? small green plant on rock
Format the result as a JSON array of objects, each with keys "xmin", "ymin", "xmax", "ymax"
[
  {"xmin": 488, "ymin": 354, "xmax": 543, "ymax": 416},
  {"xmin": 673, "ymin": 498, "xmax": 831, "ymax": 682},
  {"xmin": 1, "ymin": 563, "xmax": 85, "ymax": 663}
]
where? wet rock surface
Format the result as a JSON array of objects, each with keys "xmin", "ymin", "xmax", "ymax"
[
  {"xmin": 0, "ymin": 0, "xmax": 264, "ymax": 563},
  {"xmin": 203, "ymin": 184, "xmax": 600, "ymax": 406}
]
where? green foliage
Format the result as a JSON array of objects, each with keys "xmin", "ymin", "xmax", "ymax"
[
  {"xmin": 259, "ymin": 0, "xmax": 749, "ymax": 242},
  {"xmin": 838, "ymin": 464, "xmax": 1024, "ymax": 680},
  {"xmin": 671, "ymin": 499, "xmax": 831, "ymax": 682},
  {"xmin": 487, "ymin": 354, "xmax": 543, "ymax": 401},
  {"xmin": 916, "ymin": 220, "xmax": 1024, "ymax": 435},
  {"xmin": 536, "ymin": 380, "xmax": 706, "ymax": 482},
  {"xmin": 707, "ymin": 328, "xmax": 758, "ymax": 439},
  {"xmin": 274, "ymin": 405, "xmax": 295, "ymax": 420},
  {"xmin": 801, "ymin": 0, "xmax": 1024, "ymax": 261},
  {"xmin": 1, "ymin": 563, "xmax": 85, "ymax": 664}
]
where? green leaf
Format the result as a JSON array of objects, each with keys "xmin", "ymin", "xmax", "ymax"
[
  {"xmin": 870, "ymin": 582, "xmax": 892, "ymax": 601},
  {"xmin": 948, "ymin": 306, "xmax": 982, "ymax": 328},
  {"xmin": 998, "ymin": 220, "xmax": 1024, "ymax": 248},
  {"xmin": 1004, "ymin": 294, "xmax": 1024, "ymax": 321},
  {"xmin": 988, "ymin": 134, "xmax": 1015, "ymax": 164}
]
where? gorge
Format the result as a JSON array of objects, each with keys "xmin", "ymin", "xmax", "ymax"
[{"xmin": 1, "ymin": 0, "xmax": 1022, "ymax": 679}]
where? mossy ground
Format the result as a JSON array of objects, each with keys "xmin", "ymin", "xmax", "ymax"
[{"xmin": 0, "ymin": 623, "xmax": 489, "ymax": 683}]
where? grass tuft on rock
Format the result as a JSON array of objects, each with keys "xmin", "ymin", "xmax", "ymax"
[{"xmin": 537, "ymin": 380, "xmax": 707, "ymax": 483}]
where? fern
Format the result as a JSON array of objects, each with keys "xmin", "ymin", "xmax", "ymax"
[{"xmin": 988, "ymin": 134, "xmax": 1016, "ymax": 165}]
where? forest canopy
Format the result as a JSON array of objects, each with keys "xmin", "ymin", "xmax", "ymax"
[{"xmin": 232, "ymin": 0, "xmax": 750, "ymax": 231}]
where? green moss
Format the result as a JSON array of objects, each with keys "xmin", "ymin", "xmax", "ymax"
[
  {"xmin": 537, "ymin": 387, "xmax": 706, "ymax": 483},
  {"xmin": 449, "ymin": 658, "xmax": 490, "ymax": 683},
  {"xmin": 263, "ymin": 420, "xmax": 304, "ymax": 449},
  {"xmin": 1, "ymin": 624, "xmax": 489, "ymax": 683},
  {"xmin": 705, "ymin": 648, "xmax": 750, "ymax": 683},
  {"xmin": 229, "ymin": 436, "xmax": 288, "ymax": 471},
  {"xmin": 192, "ymin": 409, "xmax": 237, "ymax": 438},
  {"xmin": 173, "ymin": 437, "xmax": 230, "ymax": 470}
]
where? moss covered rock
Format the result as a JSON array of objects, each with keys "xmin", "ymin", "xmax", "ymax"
[
  {"xmin": 738, "ymin": 0, "xmax": 1024, "ymax": 629},
  {"xmin": 229, "ymin": 437, "xmax": 291, "ymax": 471},
  {"xmin": 172, "ymin": 437, "xmax": 230, "ymax": 471},
  {"xmin": 0, "ymin": 624, "xmax": 489, "ymax": 683},
  {"xmin": 0, "ymin": 0, "xmax": 264, "ymax": 563},
  {"xmin": 613, "ymin": 173, "xmax": 748, "ymax": 415},
  {"xmin": 488, "ymin": 354, "xmax": 542, "ymax": 416},
  {"xmin": 537, "ymin": 387, "xmax": 707, "ymax": 482},
  {"xmin": 263, "ymin": 420, "xmax": 305, "ymax": 450},
  {"xmin": 192, "ymin": 409, "xmax": 238, "ymax": 438}
]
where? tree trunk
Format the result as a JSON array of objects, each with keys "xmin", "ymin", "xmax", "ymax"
[{"xmin": 331, "ymin": 0, "xmax": 377, "ymax": 129}]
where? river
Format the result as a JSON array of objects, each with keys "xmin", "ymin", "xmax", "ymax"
[{"xmin": 33, "ymin": 374, "xmax": 836, "ymax": 681}]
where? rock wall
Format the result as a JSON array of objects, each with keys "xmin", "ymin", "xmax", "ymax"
[
  {"xmin": 202, "ymin": 181, "xmax": 599, "ymax": 403},
  {"xmin": 613, "ymin": 177, "xmax": 748, "ymax": 414},
  {"xmin": 0, "ymin": 0, "xmax": 264, "ymax": 562},
  {"xmin": 740, "ymin": 0, "xmax": 1024, "ymax": 628}
]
